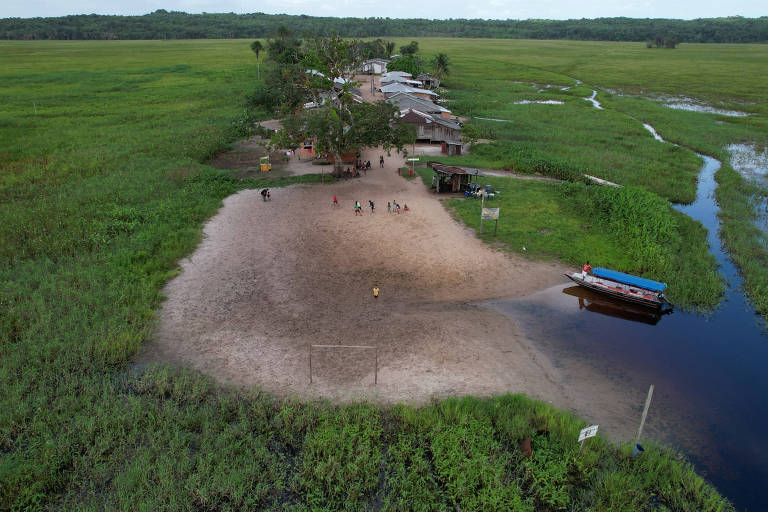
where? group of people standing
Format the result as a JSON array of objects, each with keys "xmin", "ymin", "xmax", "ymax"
[
  {"xmin": 341, "ymin": 197, "xmax": 408, "ymax": 216},
  {"xmin": 386, "ymin": 200, "xmax": 408, "ymax": 214}
]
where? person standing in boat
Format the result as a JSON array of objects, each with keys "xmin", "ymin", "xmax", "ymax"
[{"xmin": 582, "ymin": 261, "xmax": 593, "ymax": 279}]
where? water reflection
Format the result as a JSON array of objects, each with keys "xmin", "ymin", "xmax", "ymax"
[{"xmin": 562, "ymin": 285, "xmax": 672, "ymax": 325}]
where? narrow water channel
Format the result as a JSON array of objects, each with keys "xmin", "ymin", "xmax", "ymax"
[{"xmin": 487, "ymin": 153, "xmax": 768, "ymax": 510}]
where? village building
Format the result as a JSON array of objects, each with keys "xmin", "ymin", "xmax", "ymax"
[
  {"xmin": 386, "ymin": 92, "xmax": 452, "ymax": 118},
  {"xmin": 399, "ymin": 108, "xmax": 462, "ymax": 155},
  {"xmin": 380, "ymin": 75, "xmax": 423, "ymax": 87},
  {"xmin": 360, "ymin": 58, "xmax": 388, "ymax": 74},
  {"xmin": 415, "ymin": 73, "xmax": 434, "ymax": 88},
  {"xmin": 380, "ymin": 82, "xmax": 439, "ymax": 100},
  {"xmin": 381, "ymin": 70, "xmax": 412, "ymax": 80},
  {"xmin": 427, "ymin": 162, "xmax": 482, "ymax": 193}
]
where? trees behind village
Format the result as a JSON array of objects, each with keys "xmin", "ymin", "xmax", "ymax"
[
  {"xmin": 250, "ymin": 31, "xmax": 414, "ymax": 177},
  {"xmin": 386, "ymin": 55, "xmax": 422, "ymax": 77},
  {"xmin": 3, "ymin": 13, "xmax": 767, "ymax": 43}
]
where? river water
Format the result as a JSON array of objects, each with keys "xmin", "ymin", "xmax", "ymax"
[{"xmin": 487, "ymin": 153, "xmax": 768, "ymax": 510}]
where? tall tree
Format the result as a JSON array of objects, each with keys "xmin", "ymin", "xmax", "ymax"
[
  {"xmin": 399, "ymin": 40, "xmax": 419, "ymax": 55},
  {"xmin": 431, "ymin": 52, "xmax": 450, "ymax": 88},
  {"xmin": 385, "ymin": 41, "xmax": 396, "ymax": 57},
  {"xmin": 250, "ymin": 40, "xmax": 263, "ymax": 79},
  {"xmin": 386, "ymin": 55, "xmax": 421, "ymax": 77}
]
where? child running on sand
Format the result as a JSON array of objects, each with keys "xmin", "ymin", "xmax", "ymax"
[
  {"xmin": 387, "ymin": 202, "xmax": 391, "ymax": 214},
  {"xmin": 369, "ymin": 200, "xmax": 375, "ymax": 214},
  {"xmin": 403, "ymin": 204, "xmax": 409, "ymax": 212},
  {"xmin": 354, "ymin": 201, "xmax": 362, "ymax": 216},
  {"xmin": 333, "ymin": 195, "xmax": 339, "ymax": 207}
]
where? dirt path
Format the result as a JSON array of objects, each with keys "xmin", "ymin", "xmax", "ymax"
[{"xmin": 139, "ymin": 146, "xmax": 574, "ymax": 405}]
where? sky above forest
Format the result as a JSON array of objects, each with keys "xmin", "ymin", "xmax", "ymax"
[{"xmin": 2, "ymin": 0, "xmax": 764, "ymax": 20}]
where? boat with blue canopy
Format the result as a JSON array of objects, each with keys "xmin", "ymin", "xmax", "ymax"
[{"xmin": 564, "ymin": 266, "xmax": 668, "ymax": 308}]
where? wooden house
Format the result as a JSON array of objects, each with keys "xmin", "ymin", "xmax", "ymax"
[{"xmin": 399, "ymin": 109, "xmax": 462, "ymax": 155}]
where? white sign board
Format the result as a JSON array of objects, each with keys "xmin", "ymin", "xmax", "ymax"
[
  {"xmin": 578, "ymin": 425, "xmax": 599, "ymax": 442},
  {"xmin": 481, "ymin": 207, "xmax": 499, "ymax": 220}
]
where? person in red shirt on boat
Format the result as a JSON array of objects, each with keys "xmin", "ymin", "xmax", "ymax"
[{"xmin": 582, "ymin": 261, "xmax": 593, "ymax": 279}]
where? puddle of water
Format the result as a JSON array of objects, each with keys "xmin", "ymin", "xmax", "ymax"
[
  {"xmin": 756, "ymin": 196, "xmax": 768, "ymax": 233},
  {"xmin": 727, "ymin": 143, "xmax": 768, "ymax": 187},
  {"xmin": 513, "ymin": 100, "xmax": 564, "ymax": 105},
  {"xmin": 658, "ymin": 96, "xmax": 751, "ymax": 117},
  {"xmin": 584, "ymin": 90, "xmax": 603, "ymax": 110},
  {"xmin": 642, "ymin": 123, "xmax": 666, "ymax": 143},
  {"xmin": 473, "ymin": 116, "xmax": 512, "ymax": 123}
]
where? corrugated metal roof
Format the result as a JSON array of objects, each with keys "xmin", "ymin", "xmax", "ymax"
[
  {"xmin": 428, "ymin": 162, "xmax": 480, "ymax": 175},
  {"xmin": 387, "ymin": 93, "xmax": 450, "ymax": 113},
  {"xmin": 380, "ymin": 83, "xmax": 439, "ymax": 96}
]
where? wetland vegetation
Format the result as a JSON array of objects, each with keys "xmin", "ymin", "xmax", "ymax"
[
  {"xmin": 0, "ymin": 39, "xmax": 746, "ymax": 509},
  {"xmin": 419, "ymin": 38, "xmax": 768, "ymax": 315}
]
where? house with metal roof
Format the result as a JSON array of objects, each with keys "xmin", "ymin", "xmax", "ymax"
[
  {"xmin": 381, "ymin": 71, "xmax": 412, "ymax": 80},
  {"xmin": 399, "ymin": 108, "xmax": 462, "ymax": 155},
  {"xmin": 380, "ymin": 75, "xmax": 423, "ymax": 87},
  {"xmin": 386, "ymin": 92, "xmax": 452, "ymax": 118},
  {"xmin": 380, "ymin": 82, "xmax": 439, "ymax": 100}
]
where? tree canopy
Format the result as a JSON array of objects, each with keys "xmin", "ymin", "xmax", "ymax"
[
  {"xmin": 2, "ymin": 12, "xmax": 767, "ymax": 43},
  {"xmin": 386, "ymin": 54, "xmax": 422, "ymax": 77},
  {"xmin": 431, "ymin": 53, "xmax": 450, "ymax": 88}
]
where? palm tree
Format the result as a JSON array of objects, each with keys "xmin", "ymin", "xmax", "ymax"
[
  {"xmin": 432, "ymin": 52, "xmax": 450, "ymax": 89},
  {"xmin": 385, "ymin": 41, "xmax": 395, "ymax": 58},
  {"xmin": 250, "ymin": 40, "xmax": 264, "ymax": 80}
]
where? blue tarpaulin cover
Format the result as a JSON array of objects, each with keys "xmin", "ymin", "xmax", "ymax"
[{"xmin": 593, "ymin": 268, "xmax": 666, "ymax": 292}]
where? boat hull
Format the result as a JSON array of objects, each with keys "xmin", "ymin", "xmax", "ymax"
[{"xmin": 564, "ymin": 272, "xmax": 666, "ymax": 309}]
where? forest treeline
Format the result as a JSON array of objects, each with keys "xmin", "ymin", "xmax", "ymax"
[{"xmin": 2, "ymin": 11, "xmax": 767, "ymax": 43}]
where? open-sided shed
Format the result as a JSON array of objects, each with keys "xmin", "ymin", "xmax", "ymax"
[{"xmin": 428, "ymin": 162, "xmax": 483, "ymax": 193}]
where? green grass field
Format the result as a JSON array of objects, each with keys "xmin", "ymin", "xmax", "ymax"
[{"xmin": 0, "ymin": 39, "xmax": 739, "ymax": 509}]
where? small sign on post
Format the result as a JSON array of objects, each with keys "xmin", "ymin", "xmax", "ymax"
[
  {"xmin": 578, "ymin": 424, "xmax": 599, "ymax": 454},
  {"xmin": 479, "ymin": 195, "xmax": 500, "ymax": 234}
]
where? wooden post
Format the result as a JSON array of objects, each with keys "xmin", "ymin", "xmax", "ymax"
[
  {"xmin": 309, "ymin": 345, "xmax": 312, "ymax": 384},
  {"xmin": 494, "ymin": 199, "xmax": 500, "ymax": 235},
  {"xmin": 374, "ymin": 348, "xmax": 378, "ymax": 385},
  {"xmin": 634, "ymin": 384, "xmax": 654, "ymax": 446},
  {"xmin": 579, "ymin": 439, "xmax": 585, "ymax": 455}
]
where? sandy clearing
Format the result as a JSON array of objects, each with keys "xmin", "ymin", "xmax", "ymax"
[{"xmin": 139, "ymin": 145, "xmax": 576, "ymax": 406}]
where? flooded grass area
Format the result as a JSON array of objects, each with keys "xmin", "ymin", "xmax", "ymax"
[
  {"xmin": 660, "ymin": 99, "xmax": 751, "ymax": 117},
  {"xmin": 727, "ymin": 143, "xmax": 768, "ymax": 186}
]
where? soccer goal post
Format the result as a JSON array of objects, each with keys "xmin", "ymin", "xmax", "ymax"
[{"xmin": 309, "ymin": 344, "xmax": 378, "ymax": 385}]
